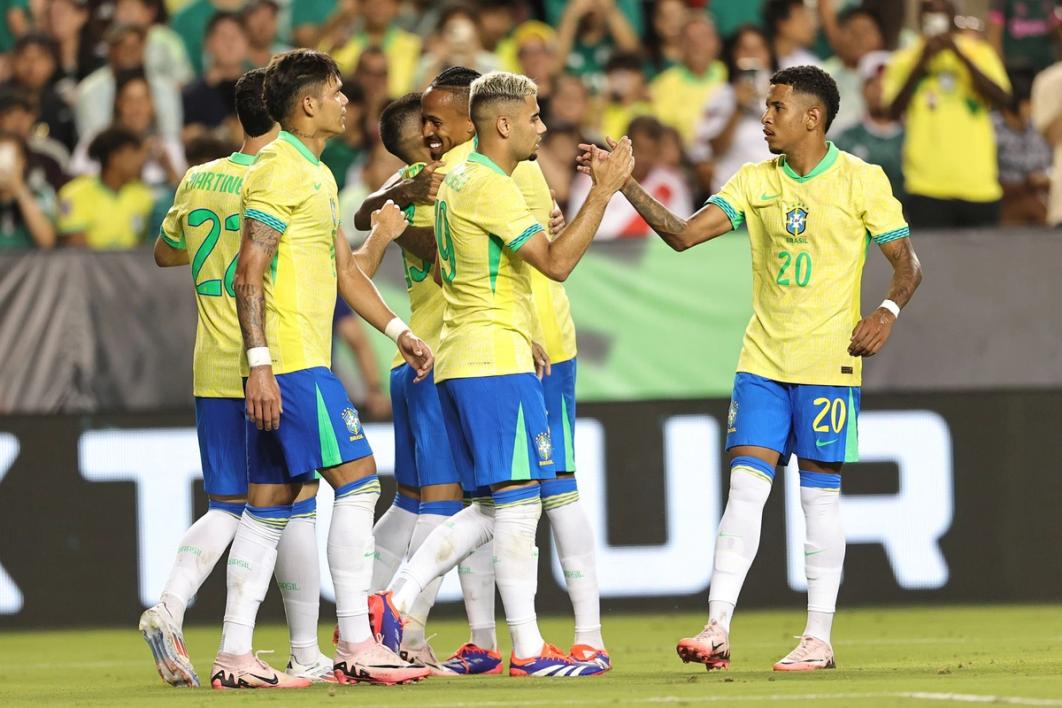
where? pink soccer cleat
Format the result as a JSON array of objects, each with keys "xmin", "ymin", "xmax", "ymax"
[
  {"xmin": 209, "ymin": 651, "xmax": 311, "ymax": 689},
  {"xmin": 676, "ymin": 620, "xmax": 731, "ymax": 671},
  {"xmin": 773, "ymin": 636, "xmax": 836, "ymax": 672},
  {"xmin": 333, "ymin": 639, "xmax": 431, "ymax": 685},
  {"xmin": 399, "ymin": 641, "xmax": 457, "ymax": 676}
]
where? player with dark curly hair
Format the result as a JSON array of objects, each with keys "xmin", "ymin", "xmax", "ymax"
[{"xmin": 579, "ymin": 64, "xmax": 923, "ymax": 672}]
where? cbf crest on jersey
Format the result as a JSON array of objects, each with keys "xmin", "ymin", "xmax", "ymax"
[
  {"xmin": 535, "ymin": 431, "xmax": 553, "ymax": 466},
  {"xmin": 785, "ymin": 206, "xmax": 808, "ymax": 236},
  {"xmin": 341, "ymin": 407, "xmax": 364, "ymax": 440}
]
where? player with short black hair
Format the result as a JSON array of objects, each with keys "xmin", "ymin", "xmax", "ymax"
[
  {"xmin": 379, "ymin": 92, "xmax": 425, "ymax": 165},
  {"xmin": 579, "ymin": 64, "xmax": 923, "ymax": 672},
  {"xmin": 210, "ymin": 49, "xmax": 432, "ymax": 689}
]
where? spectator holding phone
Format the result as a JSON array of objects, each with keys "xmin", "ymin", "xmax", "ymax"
[{"xmin": 0, "ymin": 131, "xmax": 57, "ymax": 250}]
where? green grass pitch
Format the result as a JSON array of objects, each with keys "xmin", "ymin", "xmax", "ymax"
[{"xmin": 2, "ymin": 605, "xmax": 1061, "ymax": 706}]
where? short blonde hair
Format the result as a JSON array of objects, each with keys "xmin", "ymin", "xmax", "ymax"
[{"xmin": 469, "ymin": 71, "xmax": 538, "ymax": 125}]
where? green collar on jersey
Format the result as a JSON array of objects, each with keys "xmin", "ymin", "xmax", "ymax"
[
  {"xmin": 278, "ymin": 131, "xmax": 320, "ymax": 166},
  {"xmin": 468, "ymin": 150, "xmax": 507, "ymax": 176},
  {"xmin": 227, "ymin": 152, "xmax": 256, "ymax": 166},
  {"xmin": 780, "ymin": 141, "xmax": 838, "ymax": 183}
]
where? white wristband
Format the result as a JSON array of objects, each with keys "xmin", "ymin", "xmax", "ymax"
[
  {"xmin": 384, "ymin": 317, "xmax": 410, "ymax": 343},
  {"xmin": 246, "ymin": 346, "xmax": 271, "ymax": 368},
  {"xmin": 879, "ymin": 299, "xmax": 901, "ymax": 318}
]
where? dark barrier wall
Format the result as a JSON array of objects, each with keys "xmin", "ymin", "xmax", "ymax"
[
  {"xmin": 2, "ymin": 390, "xmax": 1060, "ymax": 628},
  {"xmin": 4, "ymin": 229, "xmax": 1062, "ymax": 412}
]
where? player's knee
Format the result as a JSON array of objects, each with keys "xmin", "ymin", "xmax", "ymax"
[
  {"xmin": 247, "ymin": 482, "xmax": 299, "ymax": 507},
  {"xmin": 540, "ymin": 474, "xmax": 579, "ymax": 511},
  {"xmin": 294, "ymin": 480, "xmax": 319, "ymax": 503},
  {"xmin": 798, "ymin": 470, "xmax": 842, "ymax": 492},
  {"xmin": 396, "ymin": 483, "xmax": 421, "ymax": 502},
  {"xmin": 419, "ymin": 482, "xmax": 463, "ymax": 503},
  {"xmin": 320, "ymin": 454, "xmax": 377, "ymax": 490}
]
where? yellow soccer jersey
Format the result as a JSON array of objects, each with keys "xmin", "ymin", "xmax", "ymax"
[
  {"xmin": 241, "ymin": 131, "xmax": 341, "ymax": 375},
  {"xmin": 391, "ymin": 162, "xmax": 444, "ymax": 370},
  {"xmin": 512, "ymin": 159, "xmax": 578, "ymax": 364},
  {"xmin": 707, "ymin": 142, "xmax": 908, "ymax": 386},
  {"xmin": 433, "ymin": 151, "xmax": 545, "ymax": 382},
  {"xmin": 58, "ymin": 176, "xmax": 154, "ymax": 250},
  {"xmin": 160, "ymin": 152, "xmax": 256, "ymax": 397}
]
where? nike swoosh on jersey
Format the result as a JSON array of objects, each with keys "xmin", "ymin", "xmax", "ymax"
[
  {"xmin": 313, "ymin": 182, "xmax": 322, "ymax": 190},
  {"xmin": 760, "ymin": 192, "xmax": 781, "ymax": 200},
  {"xmin": 815, "ymin": 438, "xmax": 838, "ymax": 447}
]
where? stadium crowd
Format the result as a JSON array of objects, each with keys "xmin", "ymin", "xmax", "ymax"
[{"xmin": 0, "ymin": 0, "xmax": 1060, "ymax": 252}]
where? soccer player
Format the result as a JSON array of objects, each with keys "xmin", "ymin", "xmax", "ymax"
[
  {"xmin": 423, "ymin": 70, "xmax": 631, "ymax": 677},
  {"xmin": 141, "ymin": 68, "xmax": 340, "ymax": 687},
  {"xmin": 380, "ymin": 67, "xmax": 609, "ymax": 673},
  {"xmin": 209, "ymin": 49, "xmax": 432, "ymax": 689},
  {"xmin": 579, "ymin": 65, "xmax": 923, "ymax": 671}
]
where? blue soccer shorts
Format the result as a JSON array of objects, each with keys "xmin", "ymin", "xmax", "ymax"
[
  {"xmin": 542, "ymin": 357, "xmax": 577, "ymax": 473},
  {"xmin": 437, "ymin": 372, "xmax": 557, "ymax": 493},
  {"xmin": 246, "ymin": 366, "xmax": 373, "ymax": 484},
  {"xmin": 725, "ymin": 372, "xmax": 860, "ymax": 464},
  {"xmin": 194, "ymin": 396, "xmax": 249, "ymax": 496},
  {"xmin": 390, "ymin": 365, "xmax": 460, "ymax": 489}
]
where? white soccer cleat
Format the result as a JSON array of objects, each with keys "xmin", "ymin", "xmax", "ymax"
[
  {"xmin": 139, "ymin": 603, "xmax": 200, "ymax": 687},
  {"xmin": 286, "ymin": 652, "xmax": 339, "ymax": 683},
  {"xmin": 773, "ymin": 635, "xmax": 836, "ymax": 672}
]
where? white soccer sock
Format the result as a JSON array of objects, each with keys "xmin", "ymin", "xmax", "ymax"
[
  {"xmin": 544, "ymin": 492, "xmax": 603, "ymax": 649},
  {"xmin": 707, "ymin": 457, "xmax": 775, "ymax": 632},
  {"xmin": 459, "ymin": 540, "xmax": 497, "ymax": 650},
  {"xmin": 370, "ymin": 494, "xmax": 418, "ymax": 592},
  {"xmin": 275, "ymin": 497, "xmax": 321, "ymax": 665},
  {"xmin": 400, "ymin": 504, "xmax": 459, "ymax": 648},
  {"xmin": 390, "ymin": 502, "xmax": 494, "ymax": 614},
  {"xmin": 328, "ymin": 479, "xmax": 380, "ymax": 645},
  {"xmin": 219, "ymin": 505, "xmax": 289, "ymax": 655},
  {"xmin": 493, "ymin": 492, "xmax": 545, "ymax": 659},
  {"xmin": 159, "ymin": 505, "xmax": 241, "ymax": 628},
  {"xmin": 800, "ymin": 472, "xmax": 845, "ymax": 644}
]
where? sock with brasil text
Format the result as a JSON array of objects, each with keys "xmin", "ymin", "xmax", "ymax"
[
  {"xmin": 707, "ymin": 456, "xmax": 775, "ymax": 633},
  {"xmin": 329, "ymin": 476, "xmax": 381, "ymax": 645},
  {"xmin": 371, "ymin": 492, "xmax": 418, "ymax": 592},
  {"xmin": 160, "ymin": 500, "xmax": 243, "ymax": 628},
  {"xmin": 492, "ymin": 486, "xmax": 545, "ymax": 660},
  {"xmin": 274, "ymin": 496, "xmax": 322, "ymax": 666},
  {"xmin": 219, "ymin": 504, "xmax": 290, "ymax": 655},
  {"xmin": 542, "ymin": 475, "xmax": 603, "ymax": 650},
  {"xmin": 799, "ymin": 471, "xmax": 844, "ymax": 645}
]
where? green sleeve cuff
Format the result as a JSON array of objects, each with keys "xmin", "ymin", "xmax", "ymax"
[
  {"xmin": 245, "ymin": 208, "xmax": 288, "ymax": 234},
  {"xmin": 507, "ymin": 223, "xmax": 544, "ymax": 252},
  {"xmin": 159, "ymin": 231, "xmax": 185, "ymax": 249},
  {"xmin": 706, "ymin": 195, "xmax": 744, "ymax": 230},
  {"xmin": 872, "ymin": 226, "xmax": 910, "ymax": 244}
]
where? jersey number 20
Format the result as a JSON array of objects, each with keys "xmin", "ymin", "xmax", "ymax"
[{"xmin": 189, "ymin": 208, "xmax": 240, "ymax": 297}]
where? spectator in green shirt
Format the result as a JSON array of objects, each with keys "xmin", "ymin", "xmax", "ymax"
[
  {"xmin": 0, "ymin": 0, "xmax": 29, "ymax": 54},
  {"xmin": 556, "ymin": 0, "xmax": 640, "ymax": 92},
  {"xmin": 834, "ymin": 50, "xmax": 905, "ymax": 202},
  {"xmin": 987, "ymin": 0, "xmax": 1060, "ymax": 73},
  {"xmin": 0, "ymin": 132, "xmax": 57, "ymax": 250}
]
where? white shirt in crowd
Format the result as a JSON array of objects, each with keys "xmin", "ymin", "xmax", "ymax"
[{"xmin": 567, "ymin": 168, "xmax": 693, "ymax": 240}]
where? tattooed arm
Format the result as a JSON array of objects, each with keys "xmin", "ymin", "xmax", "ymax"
[
  {"xmin": 848, "ymin": 238, "xmax": 923, "ymax": 358},
  {"xmin": 576, "ymin": 140, "xmax": 733, "ymax": 251},
  {"xmin": 234, "ymin": 217, "xmax": 282, "ymax": 430}
]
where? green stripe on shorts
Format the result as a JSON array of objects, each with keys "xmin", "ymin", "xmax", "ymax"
[
  {"xmin": 510, "ymin": 403, "xmax": 531, "ymax": 481},
  {"xmin": 561, "ymin": 396, "xmax": 575, "ymax": 471},
  {"xmin": 843, "ymin": 388, "xmax": 859, "ymax": 463},
  {"xmin": 315, "ymin": 383, "xmax": 342, "ymax": 468}
]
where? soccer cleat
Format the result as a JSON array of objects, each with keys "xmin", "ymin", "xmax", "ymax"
[
  {"xmin": 138, "ymin": 603, "xmax": 200, "ymax": 688},
  {"xmin": 399, "ymin": 641, "xmax": 457, "ymax": 676},
  {"xmin": 441, "ymin": 642, "xmax": 504, "ymax": 675},
  {"xmin": 333, "ymin": 640, "xmax": 431, "ymax": 685},
  {"xmin": 286, "ymin": 653, "xmax": 340, "ymax": 683},
  {"xmin": 509, "ymin": 642, "xmax": 608, "ymax": 677},
  {"xmin": 772, "ymin": 636, "xmax": 836, "ymax": 672},
  {"xmin": 569, "ymin": 644, "xmax": 612, "ymax": 672},
  {"xmin": 369, "ymin": 590, "xmax": 404, "ymax": 653},
  {"xmin": 210, "ymin": 651, "xmax": 311, "ymax": 689},
  {"xmin": 676, "ymin": 620, "xmax": 731, "ymax": 671}
]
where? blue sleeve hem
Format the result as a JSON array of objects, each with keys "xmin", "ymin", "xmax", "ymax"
[
  {"xmin": 508, "ymin": 223, "xmax": 544, "ymax": 252},
  {"xmin": 872, "ymin": 226, "xmax": 910, "ymax": 244}
]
